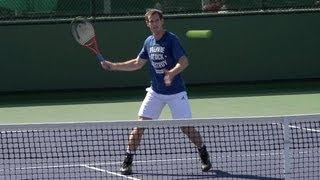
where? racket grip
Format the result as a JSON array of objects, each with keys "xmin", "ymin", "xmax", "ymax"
[{"xmin": 96, "ymin": 53, "xmax": 105, "ymax": 62}]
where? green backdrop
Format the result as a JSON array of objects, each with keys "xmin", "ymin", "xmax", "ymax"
[{"xmin": 1, "ymin": 12, "xmax": 320, "ymax": 92}]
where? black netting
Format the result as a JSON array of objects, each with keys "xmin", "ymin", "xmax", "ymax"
[{"xmin": 0, "ymin": 0, "xmax": 319, "ymax": 21}]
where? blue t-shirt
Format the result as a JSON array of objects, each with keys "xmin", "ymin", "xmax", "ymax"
[{"xmin": 138, "ymin": 31, "xmax": 187, "ymax": 95}]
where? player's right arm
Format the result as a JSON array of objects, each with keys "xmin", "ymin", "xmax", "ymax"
[{"xmin": 101, "ymin": 57, "xmax": 147, "ymax": 71}]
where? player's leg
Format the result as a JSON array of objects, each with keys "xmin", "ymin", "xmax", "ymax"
[
  {"xmin": 120, "ymin": 88, "xmax": 165, "ymax": 175},
  {"xmin": 120, "ymin": 117, "xmax": 148, "ymax": 175},
  {"xmin": 167, "ymin": 91, "xmax": 212, "ymax": 172},
  {"xmin": 127, "ymin": 126, "xmax": 145, "ymax": 154},
  {"xmin": 180, "ymin": 126, "xmax": 212, "ymax": 171},
  {"xmin": 180, "ymin": 126, "xmax": 203, "ymax": 148}
]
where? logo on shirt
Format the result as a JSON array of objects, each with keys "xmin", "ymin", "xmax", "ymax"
[{"xmin": 150, "ymin": 46, "xmax": 167, "ymax": 74}]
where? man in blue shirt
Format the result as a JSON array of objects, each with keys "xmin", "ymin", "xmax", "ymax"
[{"xmin": 101, "ymin": 8, "xmax": 212, "ymax": 175}]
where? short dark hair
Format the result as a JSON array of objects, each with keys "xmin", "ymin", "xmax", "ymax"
[{"xmin": 145, "ymin": 9, "xmax": 163, "ymax": 21}]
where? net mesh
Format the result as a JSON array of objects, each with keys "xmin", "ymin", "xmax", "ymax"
[{"xmin": 1, "ymin": 114, "xmax": 320, "ymax": 179}]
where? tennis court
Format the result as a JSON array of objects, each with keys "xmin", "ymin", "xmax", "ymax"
[
  {"xmin": 1, "ymin": 80, "xmax": 320, "ymax": 123},
  {"xmin": 1, "ymin": 114, "xmax": 319, "ymax": 179},
  {"xmin": 1, "ymin": 81, "xmax": 320, "ymax": 179},
  {"xmin": 1, "ymin": 0, "xmax": 319, "ymax": 179}
]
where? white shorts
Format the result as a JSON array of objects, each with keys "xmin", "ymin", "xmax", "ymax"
[{"xmin": 138, "ymin": 88, "xmax": 192, "ymax": 119}]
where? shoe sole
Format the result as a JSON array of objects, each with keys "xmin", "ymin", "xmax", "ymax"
[
  {"xmin": 120, "ymin": 166, "xmax": 132, "ymax": 175},
  {"xmin": 202, "ymin": 163, "xmax": 212, "ymax": 172},
  {"xmin": 120, "ymin": 169, "xmax": 132, "ymax": 175}
]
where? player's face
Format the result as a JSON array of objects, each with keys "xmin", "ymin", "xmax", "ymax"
[{"xmin": 146, "ymin": 13, "xmax": 164, "ymax": 34}]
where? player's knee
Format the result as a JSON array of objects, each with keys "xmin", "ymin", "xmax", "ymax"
[
  {"xmin": 132, "ymin": 127, "xmax": 145, "ymax": 135},
  {"xmin": 180, "ymin": 126, "xmax": 192, "ymax": 134}
]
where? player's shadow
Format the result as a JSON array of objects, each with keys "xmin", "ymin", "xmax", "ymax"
[
  {"xmin": 213, "ymin": 170, "xmax": 284, "ymax": 180},
  {"xmin": 135, "ymin": 169, "xmax": 284, "ymax": 180}
]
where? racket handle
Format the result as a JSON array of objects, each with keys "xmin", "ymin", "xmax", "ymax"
[{"xmin": 96, "ymin": 53, "xmax": 105, "ymax": 62}]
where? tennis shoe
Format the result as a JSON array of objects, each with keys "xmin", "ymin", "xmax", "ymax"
[
  {"xmin": 198, "ymin": 145, "xmax": 212, "ymax": 172},
  {"xmin": 120, "ymin": 153, "xmax": 133, "ymax": 175}
]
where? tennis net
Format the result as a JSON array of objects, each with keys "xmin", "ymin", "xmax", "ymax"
[{"xmin": 1, "ymin": 114, "xmax": 319, "ymax": 179}]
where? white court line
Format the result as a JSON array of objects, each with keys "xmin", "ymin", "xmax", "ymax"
[
  {"xmin": 2, "ymin": 150, "xmax": 319, "ymax": 177},
  {"xmin": 83, "ymin": 165, "xmax": 140, "ymax": 180},
  {"xmin": 272, "ymin": 122, "xmax": 320, "ymax": 132},
  {"xmin": 2, "ymin": 158, "xmax": 198, "ymax": 172},
  {"xmin": 84, "ymin": 157, "xmax": 198, "ymax": 167},
  {"xmin": 4, "ymin": 149, "xmax": 320, "ymax": 171},
  {"xmin": 121, "ymin": 157, "xmax": 198, "ymax": 164},
  {"xmin": 82, "ymin": 158, "xmax": 200, "ymax": 179},
  {"xmin": 17, "ymin": 163, "xmax": 83, "ymax": 170},
  {"xmin": 288, "ymin": 125, "xmax": 320, "ymax": 132}
]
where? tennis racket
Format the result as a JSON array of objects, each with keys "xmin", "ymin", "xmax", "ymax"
[{"xmin": 71, "ymin": 16, "xmax": 105, "ymax": 62}]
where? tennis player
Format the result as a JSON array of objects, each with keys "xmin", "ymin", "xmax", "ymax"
[{"xmin": 101, "ymin": 9, "xmax": 212, "ymax": 175}]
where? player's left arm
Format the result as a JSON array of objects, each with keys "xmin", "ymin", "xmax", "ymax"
[
  {"xmin": 163, "ymin": 55, "xmax": 189, "ymax": 86},
  {"xmin": 101, "ymin": 57, "xmax": 147, "ymax": 71}
]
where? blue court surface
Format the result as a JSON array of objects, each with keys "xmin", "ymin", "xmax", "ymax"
[{"xmin": 1, "ymin": 115, "xmax": 319, "ymax": 180}]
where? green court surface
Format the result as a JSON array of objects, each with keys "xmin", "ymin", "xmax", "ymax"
[{"xmin": 1, "ymin": 80, "xmax": 320, "ymax": 124}]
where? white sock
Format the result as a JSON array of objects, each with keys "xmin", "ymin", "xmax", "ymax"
[{"xmin": 126, "ymin": 148, "xmax": 135, "ymax": 155}]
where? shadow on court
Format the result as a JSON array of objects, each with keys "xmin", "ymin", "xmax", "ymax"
[
  {"xmin": 134, "ymin": 169, "xmax": 284, "ymax": 180},
  {"xmin": 213, "ymin": 170, "xmax": 284, "ymax": 180}
]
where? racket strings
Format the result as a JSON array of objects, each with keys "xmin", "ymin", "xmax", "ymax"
[
  {"xmin": 71, "ymin": 19, "xmax": 95, "ymax": 45},
  {"xmin": 71, "ymin": 17, "xmax": 102, "ymax": 57}
]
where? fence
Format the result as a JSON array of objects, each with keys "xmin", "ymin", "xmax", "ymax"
[{"xmin": 0, "ymin": 0, "xmax": 319, "ymax": 21}]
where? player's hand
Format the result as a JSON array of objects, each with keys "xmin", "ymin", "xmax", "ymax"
[
  {"xmin": 163, "ymin": 69, "xmax": 173, "ymax": 86},
  {"xmin": 101, "ymin": 60, "xmax": 113, "ymax": 71}
]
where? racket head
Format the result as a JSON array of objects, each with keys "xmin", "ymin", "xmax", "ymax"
[
  {"xmin": 71, "ymin": 16, "xmax": 105, "ymax": 62},
  {"xmin": 71, "ymin": 17, "xmax": 96, "ymax": 46}
]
